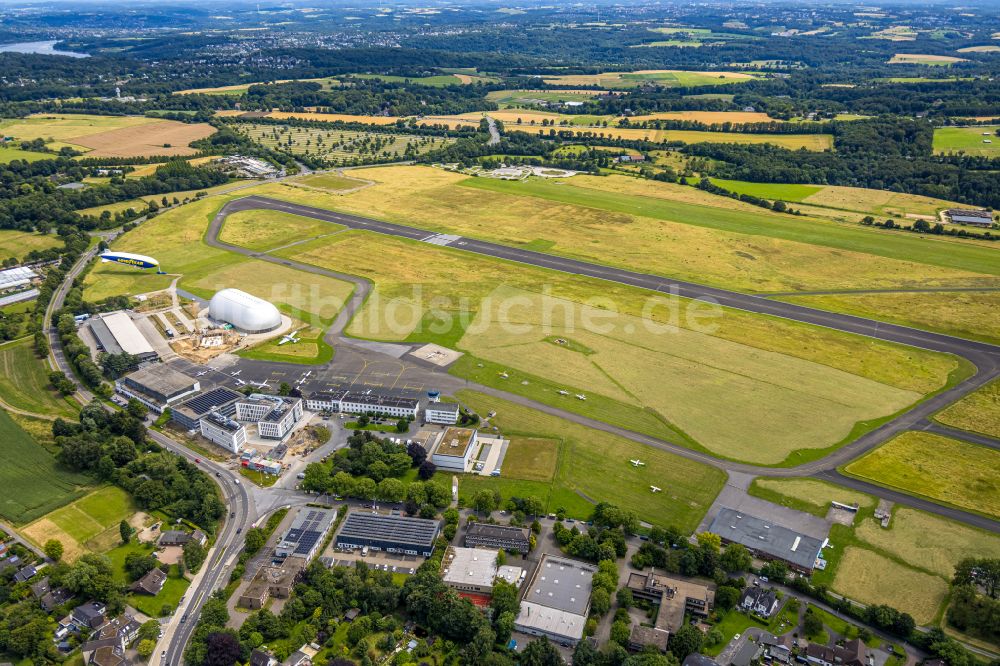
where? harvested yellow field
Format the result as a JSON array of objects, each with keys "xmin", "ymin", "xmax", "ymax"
[
  {"xmin": 833, "ymin": 547, "xmax": 948, "ymax": 624},
  {"xmin": 889, "ymin": 53, "xmax": 967, "ymax": 65},
  {"xmin": 22, "ymin": 518, "xmax": 86, "ymax": 562},
  {"xmin": 935, "ymin": 378, "xmax": 1000, "ymax": 438},
  {"xmin": 3, "ymin": 113, "xmax": 161, "ymax": 144},
  {"xmin": 503, "ymin": 122, "xmax": 833, "ymax": 149},
  {"xmin": 502, "ymin": 437, "xmax": 560, "ymax": 481},
  {"xmin": 626, "ymin": 110, "xmax": 780, "ymax": 124},
  {"xmin": 845, "ymin": 432, "xmax": 1000, "ymax": 519},
  {"xmin": 541, "ymin": 69, "xmax": 756, "ymax": 88},
  {"xmin": 415, "ymin": 115, "xmax": 483, "ymax": 129},
  {"xmin": 957, "ymin": 45, "xmax": 1000, "ymax": 53},
  {"xmin": 70, "ymin": 121, "xmax": 216, "ymax": 157},
  {"xmin": 266, "ymin": 111, "xmax": 402, "ymax": 125},
  {"xmin": 800, "ymin": 185, "xmax": 964, "ymax": 217},
  {"xmin": 855, "ymin": 507, "xmax": 1000, "ymax": 578}
]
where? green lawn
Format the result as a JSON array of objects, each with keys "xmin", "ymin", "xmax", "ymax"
[
  {"xmin": 0, "ymin": 145, "xmax": 53, "ymax": 163},
  {"xmin": 45, "ymin": 486, "xmax": 135, "ymax": 543},
  {"xmin": 748, "ymin": 478, "xmax": 875, "ymax": 517},
  {"xmin": 933, "ymin": 126, "xmax": 1000, "ymax": 156},
  {"xmin": 0, "ymin": 229, "xmax": 62, "ymax": 260},
  {"xmin": 129, "ymin": 566, "xmax": 190, "ymax": 617},
  {"xmin": 704, "ymin": 609, "xmax": 772, "ymax": 656},
  {"xmin": 299, "ymin": 173, "xmax": 368, "ymax": 191},
  {"xmin": 0, "ymin": 410, "xmax": 93, "ymax": 524},
  {"xmin": 460, "ymin": 177, "xmax": 1000, "ymax": 277},
  {"xmin": 0, "ymin": 338, "xmax": 79, "ymax": 417},
  {"xmin": 710, "ymin": 178, "xmax": 824, "ymax": 201}
]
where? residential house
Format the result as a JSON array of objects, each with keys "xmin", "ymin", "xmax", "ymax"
[
  {"xmin": 14, "ymin": 564, "xmax": 38, "ymax": 583},
  {"xmin": 30, "ymin": 577, "xmax": 71, "ymax": 612},
  {"xmin": 130, "ymin": 567, "xmax": 167, "ymax": 595},
  {"xmin": 740, "ymin": 586, "xmax": 779, "ymax": 618},
  {"xmin": 250, "ymin": 649, "xmax": 279, "ymax": 666},
  {"xmin": 89, "ymin": 645, "xmax": 127, "ymax": 666},
  {"xmin": 806, "ymin": 639, "xmax": 867, "ymax": 666},
  {"xmin": 683, "ymin": 656, "xmax": 721, "ymax": 666},
  {"xmin": 283, "ymin": 649, "xmax": 312, "ymax": 666},
  {"xmin": 66, "ymin": 602, "xmax": 108, "ymax": 632},
  {"xmin": 157, "ymin": 529, "xmax": 207, "ymax": 548}
]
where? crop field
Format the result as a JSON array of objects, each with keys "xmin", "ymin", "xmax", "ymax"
[
  {"xmin": 933, "ymin": 126, "xmax": 1000, "ymax": 156},
  {"xmin": 77, "ymin": 197, "xmax": 150, "ymax": 218},
  {"xmin": 0, "ymin": 229, "xmax": 61, "ymax": 259},
  {"xmin": 934, "ymin": 378, "xmax": 1000, "ymax": 438},
  {"xmin": 247, "ymin": 167, "xmax": 1000, "ymax": 296},
  {"xmin": 539, "ymin": 69, "xmax": 761, "ymax": 89},
  {"xmin": 504, "ymin": 123, "xmax": 833, "ymax": 149},
  {"xmin": 854, "ymin": 507, "xmax": 1000, "ymax": 579},
  {"xmin": 832, "ymin": 547, "xmax": 948, "ymax": 625},
  {"xmin": 0, "ymin": 113, "xmax": 161, "ymax": 144},
  {"xmin": 0, "ymin": 338, "xmax": 79, "ymax": 417},
  {"xmin": 844, "ymin": 431, "xmax": 1000, "ymax": 519},
  {"xmin": 23, "ymin": 486, "xmax": 136, "ymax": 561},
  {"xmin": 219, "ymin": 209, "xmax": 345, "ymax": 251},
  {"xmin": 626, "ymin": 110, "xmax": 780, "ymax": 124},
  {"xmin": 889, "ymin": 53, "xmax": 967, "ymax": 65},
  {"xmin": 236, "ymin": 123, "xmax": 454, "ymax": 163},
  {"xmin": 349, "ymin": 72, "xmax": 495, "ymax": 86},
  {"xmin": 486, "ymin": 89, "xmax": 610, "ymax": 106},
  {"xmin": 501, "ymin": 437, "xmax": 559, "ymax": 481},
  {"xmin": 0, "ymin": 409, "xmax": 93, "ymax": 525},
  {"xmin": 781, "ymin": 291, "xmax": 1000, "ymax": 346},
  {"xmin": 748, "ymin": 478, "xmax": 875, "ymax": 517},
  {"xmin": 456, "ymin": 390, "xmax": 726, "ymax": 530},
  {"xmin": 1, "ymin": 113, "xmax": 213, "ymax": 156},
  {"xmin": 0, "ymin": 145, "xmax": 52, "ymax": 163}
]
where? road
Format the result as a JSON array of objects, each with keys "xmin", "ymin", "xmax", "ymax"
[{"xmin": 485, "ymin": 116, "xmax": 501, "ymax": 145}]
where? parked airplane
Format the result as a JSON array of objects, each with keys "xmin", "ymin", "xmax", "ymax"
[
  {"xmin": 254, "ymin": 380, "xmax": 270, "ymax": 389},
  {"xmin": 650, "ymin": 486, "xmax": 662, "ymax": 493},
  {"xmin": 575, "ymin": 394, "xmax": 587, "ymax": 401},
  {"xmin": 499, "ymin": 371, "xmax": 509, "ymax": 379},
  {"xmin": 629, "ymin": 459, "xmax": 646, "ymax": 467},
  {"xmin": 230, "ymin": 369, "xmax": 242, "ymax": 377},
  {"xmin": 196, "ymin": 370, "xmax": 208, "ymax": 377},
  {"xmin": 234, "ymin": 378, "xmax": 246, "ymax": 386},
  {"xmin": 277, "ymin": 329, "xmax": 303, "ymax": 345},
  {"xmin": 557, "ymin": 390, "xmax": 569, "ymax": 395}
]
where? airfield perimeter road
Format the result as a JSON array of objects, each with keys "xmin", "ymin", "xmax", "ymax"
[{"xmin": 212, "ymin": 196, "xmax": 1000, "ymax": 533}]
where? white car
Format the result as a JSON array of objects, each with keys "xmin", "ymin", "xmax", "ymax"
[{"xmin": 734, "ymin": 634, "xmax": 741, "ymax": 641}]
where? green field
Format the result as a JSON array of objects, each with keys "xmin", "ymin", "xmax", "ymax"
[
  {"xmin": 540, "ymin": 69, "xmax": 762, "ymax": 89},
  {"xmin": 486, "ymin": 89, "xmax": 605, "ymax": 107},
  {"xmin": 500, "ymin": 437, "xmax": 560, "ymax": 481},
  {"xmin": 218, "ymin": 209, "xmax": 344, "ymax": 251},
  {"xmin": 235, "ymin": 123, "xmax": 455, "ymax": 165},
  {"xmin": 0, "ymin": 338, "xmax": 79, "ymax": 417},
  {"xmin": 748, "ymin": 478, "xmax": 875, "ymax": 517},
  {"xmin": 349, "ymin": 73, "xmax": 475, "ymax": 86},
  {"xmin": 934, "ymin": 378, "xmax": 1000, "ymax": 438},
  {"xmin": 933, "ymin": 126, "xmax": 1000, "ymax": 156},
  {"xmin": 105, "ymin": 541, "xmax": 190, "ymax": 617},
  {"xmin": 710, "ymin": 179, "xmax": 825, "ymax": 201},
  {"xmin": 844, "ymin": 431, "xmax": 1000, "ymax": 519},
  {"xmin": 298, "ymin": 172, "xmax": 369, "ymax": 192},
  {"xmin": 0, "ymin": 145, "xmax": 53, "ymax": 163},
  {"xmin": 0, "ymin": 409, "xmax": 93, "ymax": 524},
  {"xmin": 0, "ymin": 229, "xmax": 62, "ymax": 261},
  {"xmin": 456, "ymin": 390, "xmax": 726, "ymax": 530}
]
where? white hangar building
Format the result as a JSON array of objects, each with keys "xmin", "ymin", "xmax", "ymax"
[{"xmin": 209, "ymin": 288, "xmax": 282, "ymax": 334}]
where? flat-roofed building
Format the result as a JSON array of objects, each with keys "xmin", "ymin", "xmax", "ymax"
[
  {"xmin": 238, "ymin": 558, "xmax": 306, "ymax": 610},
  {"xmin": 626, "ymin": 570, "xmax": 715, "ymax": 633},
  {"xmin": 425, "ymin": 401, "xmax": 460, "ymax": 425},
  {"xmin": 441, "ymin": 546, "xmax": 499, "ymax": 595},
  {"xmin": 340, "ymin": 392, "xmax": 419, "ymax": 418},
  {"xmin": 200, "ymin": 411, "xmax": 247, "ymax": 452},
  {"xmin": 0, "ymin": 266, "xmax": 37, "ymax": 291},
  {"xmin": 172, "ymin": 387, "xmax": 242, "ymax": 430},
  {"xmin": 945, "ymin": 208, "xmax": 994, "ymax": 227},
  {"xmin": 305, "ymin": 391, "xmax": 347, "ymax": 413},
  {"xmin": 235, "ymin": 394, "xmax": 303, "ymax": 440},
  {"xmin": 115, "ymin": 365, "xmax": 199, "ymax": 413},
  {"xmin": 335, "ymin": 510, "xmax": 440, "ymax": 557},
  {"xmin": 629, "ymin": 625, "xmax": 669, "ymax": 653},
  {"xmin": 708, "ymin": 508, "xmax": 826, "ymax": 574},
  {"xmin": 275, "ymin": 508, "xmax": 337, "ymax": 562},
  {"xmin": 514, "ymin": 554, "xmax": 596, "ymax": 646},
  {"xmin": 90, "ymin": 312, "xmax": 158, "ymax": 362},
  {"xmin": 430, "ymin": 427, "xmax": 477, "ymax": 472},
  {"xmin": 465, "ymin": 522, "xmax": 531, "ymax": 554}
]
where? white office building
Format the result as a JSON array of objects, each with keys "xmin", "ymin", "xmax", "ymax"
[
  {"xmin": 426, "ymin": 401, "xmax": 460, "ymax": 425},
  {"xmin": 430, "ymin": 427, "xmax": 478, "ymax": 472},
  {"xmin": 199, "ymin": 412, "xmax": 247, "ymax": 453},
  {"xmin": 235, "ymin": 394, "xmax": 303, "ymax": 440},
  {"xmin": 340, "ymin": 393, "xmax": 419, "ymax": 418}
]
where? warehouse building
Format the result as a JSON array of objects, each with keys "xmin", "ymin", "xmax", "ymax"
[
  {"xmin": 709, "ymin": 508, "xmax": 826, "ymax": 574},
  {"xmin": 171, "ymin": 387, "xmax": 243, "ymax": 430},
  {"xmin": 90, "ymin": 312, "xmax": 158, "ymax": 362},
  {"xmin": 115, "ymin": 365, "xmax": 200, "ymax": 413},
  {"xmin": 430, "ymin": 427, "xmax": 478, "ymax": 472},
  {"xmin": 425, "ymin": 401, "xmax": 460, "ymax": 425},
  {"xmin": 440, "ymin": 546, "xmax": 500, "ymax": 596},
  {"xmin": 944, "ymin": 208, "xmax": 994, "ymax": 228},
  {"xmin": 235, "ymin": 394, "xmax": 303, "ymax": 440},
  {"xmin": 275, "ymin": 508, "xmax": 337, "ymax": 562},
  {"xmin": 514, "ymin": 554, "xmax": 596, "ymax": 646},
  {"xmin": 335, "ymin": 511, "xmax": 440, "ymax": 557},
  {"xmin": 465, "ymin": 522, "xmax": 531, "ymax": 554},
  {"xmin": 209, "ymin": 288, "xmax": 282, "ymax": 334},
  {"xmin": 0, "ymin": 266, "xmax": 38, "ymax": 292}
]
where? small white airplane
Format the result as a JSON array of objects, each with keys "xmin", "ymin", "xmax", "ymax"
[
  {"xmin": 630, "ymin": 459, "xmax": 646, "ymax": 468},
  {"xmin": 277, "ymin": 329, "xmax": 303, "ymax": 346},
  {"xmin": 499, "ymin": 372, "xmax": 509, "ymax": 379},
  {"xmin": 575, "ymin": 394, "xmax": 587, "ymax": 401},
  {"xmin": 235, "ymin": 378, "xmax": 246, "ymax": 386},
  {"xmin": 254, "ymin": 380, "xmax": 271, "ymax": 389},
  {"xmin": 557, "ymin": 390, "xmax": 569, "ymax": 395},
  {"xmin": 650, "ymin": 486, "xmax": 662, "ymax": 493},
  {"xmin": 231, "ymin": 370, "xmax": 242, "ymax": 377},
  {"xmin": 196, "ymin": 370, "xmax": 208, "ymax": 377},
  {"xmin": 302, "ymin": 370, "xmax": 313, "ymax": 378}
]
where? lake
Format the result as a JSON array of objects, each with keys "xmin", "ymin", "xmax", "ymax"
[{"xmin": 0, "ymin": 40, "xmax": 89, "ymax": 58}]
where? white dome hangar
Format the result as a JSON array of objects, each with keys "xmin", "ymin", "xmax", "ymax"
[{"xmin": 209, "ymin": 288, "xmax": 282, "ymax": 334}]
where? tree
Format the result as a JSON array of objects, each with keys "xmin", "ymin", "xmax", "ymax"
[
  {"xmin": 590, "ymin": 588, "xmax": 611, "ymax": 616},
  {"xmin": 669, "ymin": 625, "xmax": 703, "ymax": 660},
  {"xmin": 204, "ymin": 631, "xmax": 242, "ymax": 666},
  {"xmin": 696, "ymin": 532, "xmax": 721, "ymax": 552},
  {"xmin": 184, "ymin": 540, "xmax": 207, "ymax": 573},
  {"xmin": 715, "ymin": 585, "xmax": 739, "ymax": 611},
  {"xmin": 44, "ymin": 539, "xmax": 64, "ymax": 561},
  {"xmin": 616, "ymin": 587, "xmax": 634, "ymax": 609},
  {"xmin": 243, "ymin": 527, "xmax": 266, "ymax": 555},
  {"xmin": 492, "ymin": 579, "xmax": 521, "ymax": 619},
  {"xmin": 396, "ymin": 418, "xmax": 408, "ymax": 433},
  {"xmin": 610, "ymin": 619, "xmax": 631, "ymax": 646},
  {"xmin": 137, "ymin": 639, "xmax": 156, "ymax": 659},
  {"xmin": 521, "ymin": 636, "xmax": 564, "ymax": 666},
  {"xmin": 720, "ymin": 543, "xmax": 752, "ymax": 573},
  {"xmin": 803, "ymin": 610, "xmax": 824, "ymax": 638},
  {"xmin": 126, "ymin": 398, "xmax": 148, "ymax": 420},
  {"xmin": 119, "ymin": 519, "xmax": 132, "ymax": 544},
  {"xmin": 472, "ymin": 489, "xmax": 498, "ymax": 516},
  {"xmin": 406, "ymin": 441, "xmax": 427, "ymax": 467},
  {"xmin": 417, "ymin": 460, "xmax": 436, "ymax": 480}
]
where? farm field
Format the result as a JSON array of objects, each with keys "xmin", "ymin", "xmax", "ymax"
[
  {"xmin": 832, "ymin": 547, "xmax": 948, "ymax": 625},
  {"xmin": 0, "ymin": 145, "xmax": 52, "ymax": 163},
  {"xmin": 262, "ymin": 223, "xmax": 955, "ymax": 465},
  {"xmin": 889, "ymin": 53, "xmax": 967, "ymax": 65},
  {"xmin": 0, "ymin": 409, "xmax": 93, "ymax": 524},
  {"xmin": 297, "ymin": 172, "xmax": 369, "ymax": 192},
  {"xmin": 539, "ymin": 69, "xmax": 761, "ymax": 88},
  {"xmin": 0, "ymin": 229, "xmax": 61, "ymax": 259},
  {"xmin": 1, "ymin": 113, "xmax": 213, "ymax": 156},
  {"xmin": 844, "ymin": 431, "xmax": 1000, "ymax": 519},
  {"xmin": 486, "ymin": 89, "xmax": 609, "ymax": 106},
  {"xmin": 748, "ymin": 478, "xmax": 875, "ymax": 517},
  {"xmin": 503, "ymin": 122, "xmax": 833, "ymax": 149},
  {"xmin": 235, "ymin": 122, "xmax": 454, "ymax": 163},
  {"xmin": 0, "ymin": 338, "xmax": 79, "ymax": 417},
  {"xmin": 456, "ymin": 390, "xmax": 726, "ymax": 530},
  {"xmin": 934, "ymin": 378, "xmax": 1000, "ymax": 438},
  {"xmin": 245, "ymin": 168, "xmax": 1000, "ymax": 296},
  {"xmin": 933, "ymin": 125, "xmax": 1000, "ymax": 156},
  {"xmin": 22, "ymin": 486, "xmax": 137, "ymax": 562},
  {"xmin": 218, "ymin": 209, "xmax": 344, "ymax": 251},
  {"xmin": 780, "ymin": 291, "xmax": 1000, "ymax": 346},
  {"xmin": 348, "ymin": 72, "xmax": 495, "ymax": 86},
  {"xmin": 263, "ymin": 111, "xmax": 403, "ymax": 125}
]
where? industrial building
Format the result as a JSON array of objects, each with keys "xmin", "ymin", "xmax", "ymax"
[
  {"xmin": 209, "ymin": 288, "xmax": 282, "ymax": 334},
  {"xmin": 465, "ymin": 522, "xmax": 531, "ymax": 554},
  {"xmin": 335, "ymin": 511, "xmax": 440, "ymax": 557},
  {"xmin": 708, "ymin": 507, "xmax": 826, "ymax": 574},
  {"xmin": 514, "ymin": 554, "xmax": 596, "ymax": 646},
  {"xmin": 0, "ymin": 266, "xmax": 38, "ymax": 292},
  {"xmin": 90, "ymin": 312, "xmax": 158, "ymax": 362},
  {"xmin": 944, "ymin": 208, "xmax": 994, "ymax": 228},
  {"xmin": 235, "ymin": 394, "xmax": 304, "ymax": 440},
  {"xmin": 275, "ymin": 508, "xmax": 337, "ymax": 562},
  {"xmin": 430, "ymin": 427, "xmax": 478, "ymax": 472},
  {"xmin": 425, "ymin": 401, "xmax": 460, "ymax": 425},
  {"xmin": 440, "ymin": 546, "xmax": 501, "ymax": 595},
  {"xmin": 171, "ymin": 387, "xmax": 243, "ymax": 430},
  {"xmin": 115, "ymin": 365, "xmax": 200, "ymax": 413}
]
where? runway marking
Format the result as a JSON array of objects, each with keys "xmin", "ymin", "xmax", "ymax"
[{"xmin": 421, "ymin": 233, "xmax": 460, "ymax": 246}]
